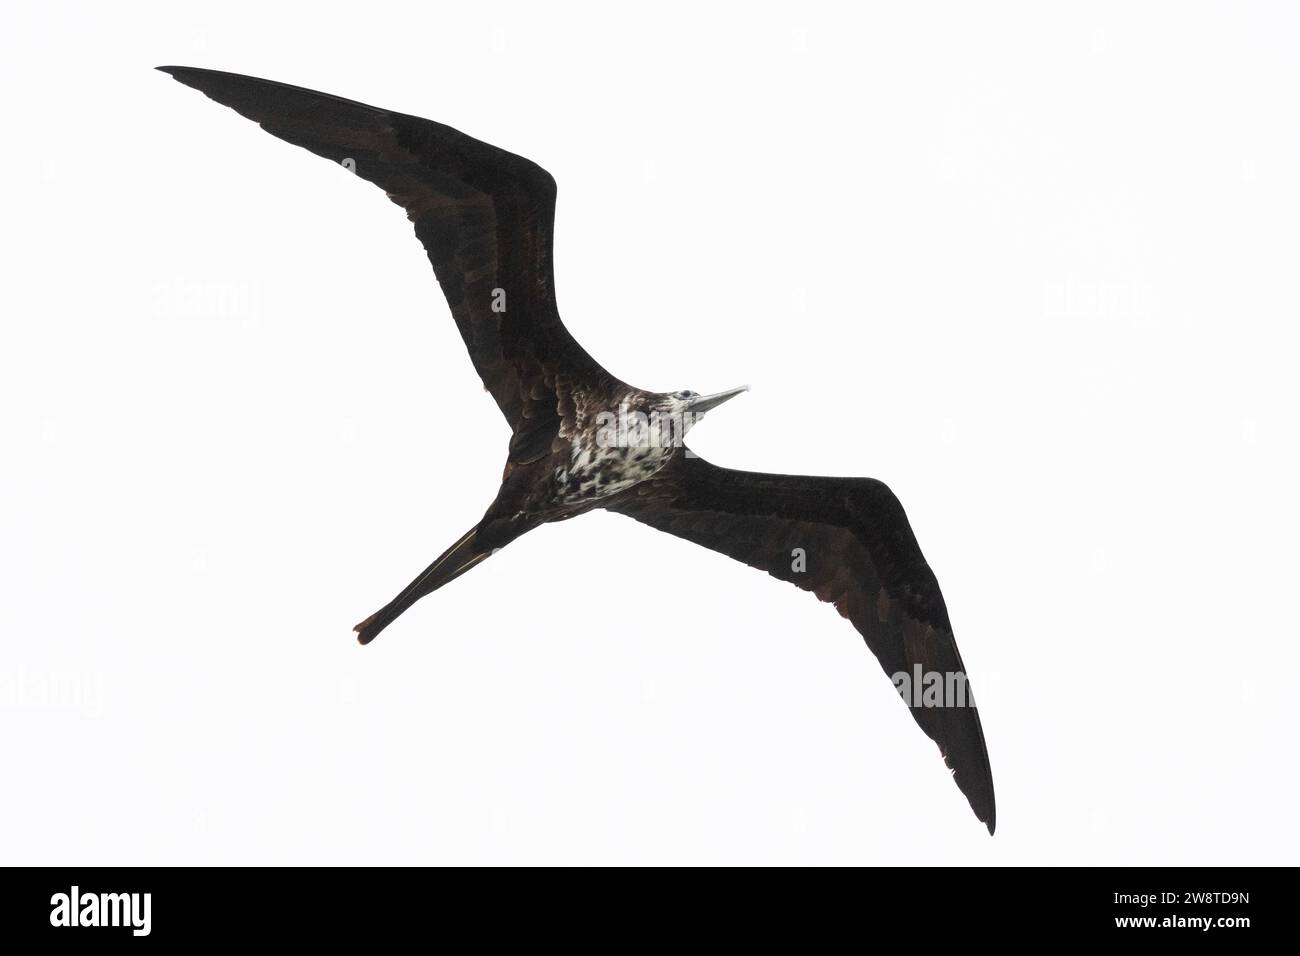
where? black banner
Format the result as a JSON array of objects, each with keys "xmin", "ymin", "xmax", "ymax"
[{"xmin": 0, "ymin": 866, "xmax": 1277, "ymax": 943}]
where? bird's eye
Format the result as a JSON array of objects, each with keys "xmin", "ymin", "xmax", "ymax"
[{"xmin": 675, "ymin": 390, "xmax": 693, "ymax": 399}]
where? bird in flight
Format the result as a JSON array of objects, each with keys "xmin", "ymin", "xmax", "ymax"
[{"xmin": 159, "ymin": 66, "xmax": 996, "ymax": 832}]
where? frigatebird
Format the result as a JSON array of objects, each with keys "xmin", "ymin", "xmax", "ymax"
[{"xmin": 159, "ymin": 66, "xmax": 996, "ymax": 833}]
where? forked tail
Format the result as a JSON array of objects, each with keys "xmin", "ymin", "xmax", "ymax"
[{"xmin": 354, "ymin": 526, "xmax": 490, "ymax": 645}]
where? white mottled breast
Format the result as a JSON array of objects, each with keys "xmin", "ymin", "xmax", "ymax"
[
  {"xmin": 549, "ymin": 391, "xmax": 681, "ymax": 504},
  {"xmin": 549, "ymin": 432, "xmax": 677, "ymax": 504}
]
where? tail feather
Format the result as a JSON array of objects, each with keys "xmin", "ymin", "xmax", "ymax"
[{"xmin": 354, "ymin": 527, "xmax": 488, "ymax": 645}]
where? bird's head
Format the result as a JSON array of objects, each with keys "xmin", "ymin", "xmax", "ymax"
[
  {"xmin": 649, "ymin": 385, "xmax": 750, "ymax": 437},
  {"xmin": 601, "ymin": 386, "xmax": 749, "ymax": 454}
]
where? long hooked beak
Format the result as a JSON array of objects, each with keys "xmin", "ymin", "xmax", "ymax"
[{"xmin": 688, "ymin": 385, "xmax": 750, "ymax": 414}]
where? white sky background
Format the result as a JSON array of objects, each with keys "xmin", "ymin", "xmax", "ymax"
[{"xmin": 2, "ymin": 1, "xmax": 1298, "ymax": 865}]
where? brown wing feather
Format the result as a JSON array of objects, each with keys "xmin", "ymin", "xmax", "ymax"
[
  {"xmin": 159, "ymin": 66, "xmax": 618, "ymax": 460},
  {"xmin": 610, "ymin": 452, "xmax": 996, "ymax": 832}
]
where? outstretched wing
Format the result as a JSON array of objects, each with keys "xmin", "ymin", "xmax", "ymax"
[
  {"xmin": 609, "ymin": 452, "xmax": 996, "ymax": 832},
  {"xmin": 159, "ymin": 66, "xmax": 617, "ymax": 461}
]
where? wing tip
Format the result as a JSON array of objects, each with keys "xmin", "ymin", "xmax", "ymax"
[
  {"xmin": 155, "ymin": 65, "xmax": 243, "ymax": 92},
  {"xmin": 943, "ymin": 741, "xmax": 996, "ymax": 835},
  {"xmin": 967, "ymin": 780, "xmax": 993, "ymax": 837},
  {"xmin": 969, "ymin": 770, "xmax": 996, "ymax": 835},
  {"xmin": 967, "ymin": 773, "xmax": 997, "ymax": 835},
  {"xmin": 155, "ymin": 65, "xmax": 209, "ymax": 90}
]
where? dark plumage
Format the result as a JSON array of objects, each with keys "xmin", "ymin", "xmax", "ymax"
[{"xmin": 160, "ymin": 66, "xmax": 996, "ymax": 833}]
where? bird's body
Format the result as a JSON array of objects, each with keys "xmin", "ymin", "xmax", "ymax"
[
  {"xmin": 547, "ymin": 387, "xmax": 691, "ymax": 505},
  {"xmin": 160, "ymin": 66, "xmax": 997, "ymax": 832}
]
